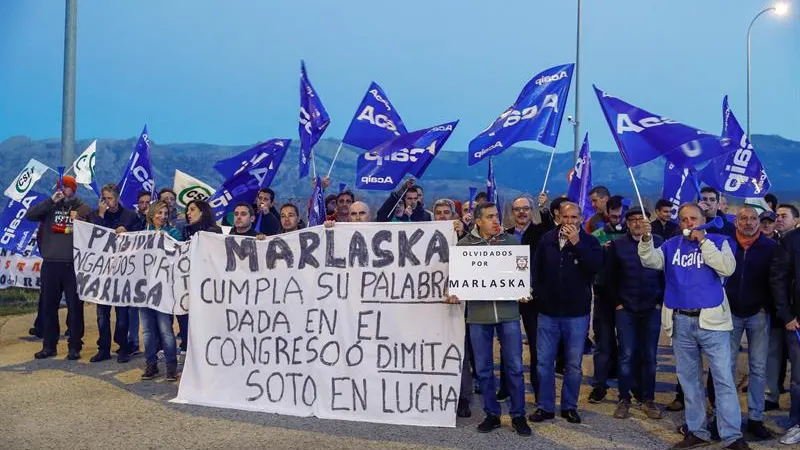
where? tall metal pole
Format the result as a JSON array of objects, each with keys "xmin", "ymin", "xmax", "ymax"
[
  {"xmin": 747, "ymin": 7, "xmax": 774, "ymax": 142},
  {"xmin": 61, "ymin": 0, "xmax": 78, "ymax": 167},
  {"xmin": 573, "ymin": 0, "xmax": 582, "ymax": 163}
]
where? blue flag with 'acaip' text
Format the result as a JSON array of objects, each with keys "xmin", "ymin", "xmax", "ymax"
[
  {"xmin": 486, "ymin": 159, "xmax": 497, "ymax": 204},
  {"xmin": 469, "ymin": 63, "xmax": 574, "ymax": 166},
  {"xmin": 0, "ymin": 191, "xmax": 46, "ymax": 254},
  {"xmin": 594, "ymin": 86, "xmax": 736, "ymax": 169},
  {"xmin": 567, "ymin": 134, "xmax": 594, "ymax": 223},
  {"xmin": 214, "ymin": 139, "xmax": 291, "ymax": 180},
  {"xmin": 342, "ymin": 82, "xmax": 408, "ymax": 151},
  {"xmin": 118, "ymin": 125, "xmax": 155, "ymax": 210},
  {"xmin": 356, "ymin": 121, "xmax": 458, "ymax": 190},
  {"xmin": 299, "ymin": 61, "xmax": 330, "ymax": 178},
  {"xmin": 697, "ymin": 96, "xmax": 770, "ymax": 198}
]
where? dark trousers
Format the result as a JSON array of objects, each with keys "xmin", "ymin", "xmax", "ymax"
[
  {"xmin": 40, "ymin": 261, "xmax": 83, "ymax": 351},
  {"xmin": 499, "ymin": 304, "xmax": 539, "ymax": 401},
  {"xmin": 33, "ymin": 290, "xmax": 69, "ymax": 335},
  {"xmin": 96, "ymin": 305, "xmax": 130, "ymax": 355},
  {"xmin": 176, "ymin": 314, "xmax": 189, "ymax": 352},
  {"xmin": 592, "ymin": 287, "xmax": 618, "ymax": 390},
  {"xmin": 617, "ymin": 308, "xmax": 661, "ymax": 401}
]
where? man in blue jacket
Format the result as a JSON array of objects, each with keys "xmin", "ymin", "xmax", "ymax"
[
  {"xmin": 725, "ymin": 206, "xmax": 777, "ymax": 440},
  {"xmin": 530, "ymin": 201, "xmax": 603, "ymax": 425},
  {"xmin": 606, "ymin": 207, "xmax": 664, "ymax": 420},
  {"xmin": 639, "ymin": 203, "xmax": 750, "ymax": 450},
  {"xmin": 88, "ymin": 183, "xmax": 140, "ymax": 363}
]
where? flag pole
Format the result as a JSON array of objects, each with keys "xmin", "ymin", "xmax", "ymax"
[
  {"xmin": 326, "ymin": 142, "xmax": 344, "ymax": 178},
  {"xmin": 385, "ymin": 187, "xmax": 410, "ymax": 220},
  {"xmin": 541, "ymin": 147, "xmax": 556, "ymax": 193},
  {"xmin": 311, "ymin": 147, "xmax": 318, "ymax": 179},
  {"xmin": 627, "ymin": 167, "xmax": 648, "ymax": 219}
]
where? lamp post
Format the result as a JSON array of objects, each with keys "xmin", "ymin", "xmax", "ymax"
[
  {"xmin": 747, "ymin": 2, "xmax": 788, "ymax": 141},
  {"xmin": 61, "ymin": 0, "xmax": 78, "ymax": 167},
  {"xmin": 573, "ymin": 0, "xmax": 582, "ymax": 163}
]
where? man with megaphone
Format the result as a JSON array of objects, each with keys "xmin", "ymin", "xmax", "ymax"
[{"xmin": 639, "ymin": 203, "xmax": 750, "ymax": 450}]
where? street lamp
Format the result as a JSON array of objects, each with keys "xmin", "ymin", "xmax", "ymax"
[
  {"xmin": 747, "ymin": 2, "xmax": 788, "ymax": 140},
  {"xmin": 61, "ymin": 0, "xmax": 78, "ymax": 167}
]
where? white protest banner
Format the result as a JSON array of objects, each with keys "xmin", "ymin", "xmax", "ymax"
[
  {"xmin": 4, "ymin": 159, "xmax": 50, "ymax": 202},
  {"xmin": 174, "ymin": 222, "xmax": 464, "ymax": 427},
  {"xmin": 0, "ymin": 248, "xmax": 42, "ymax": 290},
  {"xmin": 447, "ymin": 245, "xmax": 530, "ymax": 300},
  {"xmin": 72, "ymin": 221, "xmax": 190, "ymax": 315},
  {"xmin": 173, "ymin": 169, "xmax": 215, "ymax": 208}
]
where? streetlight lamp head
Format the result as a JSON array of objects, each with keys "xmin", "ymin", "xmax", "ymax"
[{"xmin": 774, "ymin": 2, "xmax": 789, "ymax": 16}]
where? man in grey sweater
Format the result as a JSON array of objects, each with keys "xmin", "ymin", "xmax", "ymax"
[
  {"xmin": 446, "ymin": 202, "xmax": 531, "ymax": 437},
  {"xmin": 25, "ymin": 175, "xmax": 90, "ymax": 360}
]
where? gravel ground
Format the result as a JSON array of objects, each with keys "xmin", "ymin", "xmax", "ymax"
[{"xmin": 0, "ymin": 308, "xmax": 795, "ymax": 450}]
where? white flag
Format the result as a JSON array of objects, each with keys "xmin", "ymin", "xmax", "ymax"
[
  {"xmin": 173, "ymin": 169, "xmax": 216, "ymax": 208},
  {"xmin": 4, "ymin": 159, "xmax": 50, "ymax": 202},
  {"xmin": 744, "ymin": 197, "xmax": 771, "ymax": 214},
  {"xmin": 72, "ymin": 140, "xmax": 97, "ymax": 185}
]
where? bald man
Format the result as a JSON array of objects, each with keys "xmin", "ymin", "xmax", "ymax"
[{"xmin": 324, "ymin": 201, "xmax": 371, "ymax": 228}]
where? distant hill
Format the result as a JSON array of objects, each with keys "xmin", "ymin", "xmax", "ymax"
[{"xmin": 1, "ymin": 134, "xmax": 797, "ymax": 208}]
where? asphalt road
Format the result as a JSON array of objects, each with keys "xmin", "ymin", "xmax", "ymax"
[{"xmin": 0, "ymin": 308, "xmax": 795, "ymax": 450}]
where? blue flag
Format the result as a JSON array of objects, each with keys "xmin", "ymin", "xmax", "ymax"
[
  {"xmin": 308, "ymin": 176, "xmax": 326, "ymax": 227},
  {"xmin": 208, "ymin": 144, "xmax": 287, "ymax": 221},
  {"xmin": 118, "ymin": 125, "xmax": 155, "ymax": 209},
  {"xmin": 469, "ymin": 63, "xmax": 574, "ymax": 166},
  {"xmin": 338, "ymin": 182, "xmax": 347, "ymax": 193},
  {"xmin": 594, "ymin": 86, "xmax": 736, "ymax": 168},
  {"xmin": 486, "ymin": 159, "xmax": 497, "ymax": 204},
  {"xmin": 342, "ymin": 82, "xmax": 408, "ymax": 151},
  {"xmin": 697, "ymin": 96, "xmax": 770, "ymax": 198},
  {"xmin": 213, "ymin": 139, "xmax": 292, "ymax": 180},
  {"xmin": 0, "ymin": 191, "xmax": 46, "ymax": 254},
  {"xmin": 567, "ymin": 134, "xmax": 594, "ymax": 223},
  {"xmin": 356, "ymin": 121, "xmax": 458, "ymax": 190},
  {"xmin": 662, "ymin": 161, "xmax": 701, "ymax": 221},
  {"xmin": 468, "ymin": 187, "xmax": 478, "ymax": 213},
  {"xmin": 299, "ymin": 61, "xmax": 331, "ymax": 178}
]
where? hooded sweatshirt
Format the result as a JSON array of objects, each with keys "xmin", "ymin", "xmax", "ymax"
[{"xmin": 25, "ymin": 196, "xmax": 91, "ymax": 262}]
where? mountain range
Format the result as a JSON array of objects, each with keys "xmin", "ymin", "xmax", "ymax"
[{"xmin": 1, "ymin": 134, "xmax": 797, "ymax": 208}]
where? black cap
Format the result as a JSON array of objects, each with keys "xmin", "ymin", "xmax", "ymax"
[{"xmin": 625, "ymin": 206, "xmax": 650, "ymax": 219}]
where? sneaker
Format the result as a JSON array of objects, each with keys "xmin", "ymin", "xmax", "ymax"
[
  {"xmin": 528, "ymin": 408, "xmax": 555, "ymax": 422},
  {"xmin": 496, "ymin": 388, "xmax": 510, "ymax": 403},
  {"xmin": 669, "ymin": 433, "xmax": 711, "ymax": 450},
  {"xmin": 613, "ymin": 399, "xmax": 631, "ymax": 419},
  {"xmin": 745, "ymin": 420, "xmax": 772, "ymax": 441},
  {"xmin": 642, "ymin": 401, "xmax": 663, "ymax": 419},
  {"xmin": 89, "ymin": 352, "xmax": 111, "ymax": 363},
  {"xmin": 165, "ymin": 363, "xmax": 178, "ymax": 382},
  {"xmin": 141, "ymin": 363, "xmax": 159, "ymax": 380},
  {"xmin": 780, "ymin": 425, "xmax": 800, "ymax": 445},
  {"xmin": 456, "ymin": 399, "xmax": 471, "ymax": 418},
  {"xmin": 724, "ymin": 438, "xmax": 752, "ymax": 450},
  {"xmin": 511, "ymin": 416, "xmax": 532, "ymax": 436},
  {"xmin": 588, "ymin": 387, "xmax": 606, "ymax": 404},
  {"xmin": 476, "ymin": 414, "xmax": 501, "ymax": 433},
  {"xmin": 764, "ymin": 400, "xmax": 780, "ymax": 411},
  {"xmin": 560, "ymin": 409, "xmax": 581, "ymax": 424},
  {"xmin": 666, "ymin": 396, "xmax": 685, "ymax": 411}
]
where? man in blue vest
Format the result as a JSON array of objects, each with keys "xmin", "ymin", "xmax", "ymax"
[{"xmin": 639, "ymin": 203, "xmax": 750, "ymax": 450}]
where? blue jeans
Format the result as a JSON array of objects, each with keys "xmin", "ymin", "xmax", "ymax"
[
  {"xmin": 96, "ymin": 305, "xmax": 130, "ymax": 355},
  {"xmin": 128, "ymin": 306, "xmax": 140, "ymax": 350},
  {"xmin": 673, "ymin": 314, "xmax": 742, "ymax": 446},
  {"xmin": 537, "ymin": 314, "xmax": 590, "ymax": 413},
  {"xmin": 469, "ymin": 321, "xmax": 525, "ymax": 418},
  {"xmin": 787, "ymin": 329, "xmax": 800, "ymax": 427},
  {"xmin": 140, "ymin": 308, "xmax": 177, "ymax": 365},
  {"xmin": 616, "ymin": 307, "xmax": 661, "ymax": 401},
  {"xmin": 730, "ymin": 311, "xmax": 769, "ymax": 421}
]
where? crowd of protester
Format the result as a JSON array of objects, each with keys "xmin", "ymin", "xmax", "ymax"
[{"xmin": 22, "ymin": 174, "xmax": 800, "ymax": 447}]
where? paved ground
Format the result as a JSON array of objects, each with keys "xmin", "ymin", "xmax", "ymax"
[{"xmin": 0, "ymin": 308, "xmax": 795, "ymax": 450}]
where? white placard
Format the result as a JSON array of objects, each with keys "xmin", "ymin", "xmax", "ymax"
[{"xmin": 447, "ymin": 245, "xmax": 530, "ymax": 301}]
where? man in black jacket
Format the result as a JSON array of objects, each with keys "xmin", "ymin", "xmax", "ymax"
[
  {"xmin": 652, "ymin": 199, "xmax": 680, "ymax": 239},
  {"xmin": 606, "ymin": 207, "xmax": 665, "ymax": 420},
  {"xmin": 725, "ymin": 206, "xmax": 777, "ymax": 439},
  {"xmin": 699, "ymin": 187, "xmax": 735, "ymax": 237},
  {"xmin": 530, "ymin": 201, "xmax": 603, "ymax": 424},
  {"xmin": 25, "ymin": 175, "xmax": 91, "ymax": 360},
  {"xmin": 376, "ymin": 178, "xmax": 432, "ymax": 222},
  {"xmin": 770, "ymin": 226, "xmax": 800, "ymax": 444},
  {"xmin": 88, "ymin": 183, "xmax": 139, "ymax": 363}
]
